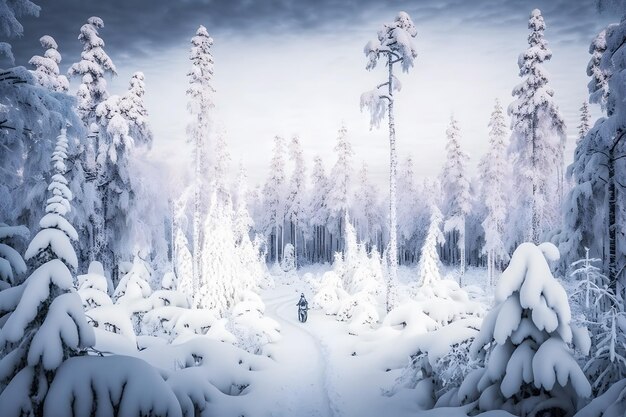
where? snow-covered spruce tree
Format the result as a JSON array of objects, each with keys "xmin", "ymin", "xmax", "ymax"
[
  {"xmin": 397, "ymin": 155, "xmax": 418, "ymax": 264},
  {"xmin": 234, "ymin": 166, "xmax": 268, "ymax": 290},
  {"xmin": 416, "ymin": 203, "xmax": 445, "ymax": 287},
  {"xmin": 199, "ymin": 192, "xmax": 245, "ymax": 316},
  {"xmin": 553, "ymin": 27, "xmax": 616, "ymax": 278},
  {"xmin": 29, "ymin": 35, "xmax": 69, "ymax": 93},
  {"xmin": 561, "ymin": 15, "xmax": 626, "ymax": 293},
  {"xmin": 353, "ymin": 162, "xmax": 382, "ymax": 252},
  {"xmin": 309, "ymin": 156, "xmax": 329, "ymax": 263},
  {"xmin": 0, "ymin": 224, "xmax": 28, "ymax": 290},
  {"xmin": 67, "ymin": 16, "xmax": 116, "ymax": 267},
  {"xmin": 479, "ymin": 99, "xmax": 510, "ymax": 286},
  {"xmin": 459, "ymin": 242, "xmax": 590, "ymax": 416},
  {"xmin": 24, "ymin": 130, "xmax": 79, "ymax": 271},
  {"xmin": 441, "ymin": 115, "xmax": 471, "ymax": 278},
  {"xmin": 0, "ymin": 129, "xmax": 95, "ymax": 416},
  {"xmin": 361, "ymin": 11, "xmax": 417, "ymax": 312},
  {"xmin": 68, "ymin": 16, "xmax": 117, "ymax": 126},
  {"xmin": 14, "ymin": 35, "xmax": 74, "ymax": 234},
  {"xmin": 326, "ymin": 125, "xmax": 354, "ymax": 255},
  {"xmin": 262, "ymin": 135, "xmax": 287, "ymax": 265},
  {"xmin": 119, "ymin": 71, "xmax": 153, "ymax": 148},
  {"xmin": 286, "ymin": 135, "xmax": 307, "ymax": 265},
  {"xmin": 577, "ymin": 102, "xmax": 591, "ymax": 145},
  {"xmin": 187, "ymin": 25, "xmax": 215, "ymax": 304},
  {"xmin": 507, "ymin": 9, "xmax": 566, "ymax": 247},
  {"xmin": 173, "ymin": 200, "xmax": 194, "ymax": 305},
  {"xmin": 211, "ymin": 131, "xmax": 231, "ymax": 208},
  {"xmin": 93, "ymin": 95, "xmax": 135, "ymax": 277},
  {"xmin": 587, "ymin": 26, "xmax": 614, "ymax": 113}
]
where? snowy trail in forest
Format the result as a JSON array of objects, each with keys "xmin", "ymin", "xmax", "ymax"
[{"xmin": 263, "ymin": 289, "xmax": 338, "ymax": 417}]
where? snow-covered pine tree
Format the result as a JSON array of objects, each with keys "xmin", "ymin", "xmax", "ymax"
[
  {"xmin": 587, "ymin": 26, "xmax": 614, "ymax": 113},
  {"xmin": 67, "ymin": 16, "xmax": 116, "ymax": 267},
  {"xmin": 309, "ymin": 156, "xmax": 329, "ymax": 263},
  {"xmin": 361, "ymin": 11, "xmax": 418, "ymax": 312},
  {"xmin": 561, "ymin": 15, "xmax": 626, "ymax": 294},
  {"xmin": 93, "ymin": 95, "xmax": 135, "ymax": 277},
  {"xmin": 397, "ymin": 156, "xmax": 418, "ymax": 264},
  {"xmin": 479, "ymin": 100, "xmax": 509, "ymax": 286},
  {"xmin": 416, "ymin": 203, "xmax": 445, "ymax": 287},
  {"xmin": 119, "ymin": 72, "xmax": 153, "ymax": 148},
  {"xmin": 14, "ymin": 35, "xmax": 74, "ymax": 235},
  {"xmin": 212, "ymin": 131, "xmax": 231, "ymax": 207},
  {"xmin": 286, "ymin": 135, "xmax": 307, "ymax": 266},
  {"xmin": 173, "ymin": 197, "xmax": 194, "ymax": 305},
  {"xmin": 262, "ymin": 135, "xmax": 287, "ymax": 265},
  {"xmin": 352, "ymin": 162, "xmax": 382, "ymax": 252},
  {"xmin": 460, "ymin": 242, "xmax": 590, "ymax": 416},
  {"xmin": 68, "ymin": 16, "xmax": 117, "ymax": 126},
  {"xmin": 0, "ymin": 129, "xmax": 95, "ymax": 416},
  {"xmin": 29, "ymin": 35, "xmax": 69, "ymax": 93},
  {"xmin": 234, "ymin": 166, "xmax": 264, "ymax": 291},
  {"xmin": 199, "ymin": 192, "xmax": 243, "ymax": 316},
  {"xmin": 441, "ymin": 115, "xmax": 471, "ymax": 279},
  {"xmin": 186, "ymin": 25, "xmax": 215, "ymax": 301},
  {"xmin": 24, "ymin": 130, "xmax": 79, "ymax": 271},
  {"xmin": 577, "ymin": 102, "xmax": 591, "ymax": 145},
  {"xmin": 326, "ymin": 125, "xmax": 354, "ymax": 255},
  {"xmin": 0, "ymin": 0, "xmax": 40, "ymax": 63},
  {"xmin": 507, "ymin": 9, "xmax": 566, "ymax": 247}
]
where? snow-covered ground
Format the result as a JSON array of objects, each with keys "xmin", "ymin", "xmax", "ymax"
[{"xmin": 255, "ymin": 263, "xmax": 493, "ymax": 417}]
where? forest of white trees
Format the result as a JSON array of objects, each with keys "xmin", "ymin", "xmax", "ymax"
[{"xmin": 1, "ymin": 0, "xmax": 626, "ymax": 416}]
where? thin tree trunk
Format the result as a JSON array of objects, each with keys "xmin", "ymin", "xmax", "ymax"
[{"xmin": 386, "ymin": 52, "xmax": 398, "ymax": 313}]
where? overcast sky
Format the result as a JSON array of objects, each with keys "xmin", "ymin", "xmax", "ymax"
[{"xmin": 10, "ymin": 0, "xmax": 617, "ymax": 190}]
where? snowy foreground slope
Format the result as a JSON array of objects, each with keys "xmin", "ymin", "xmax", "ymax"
[{"xmin": 1, "ymin": 241, "xmax": 624, "ymax": 416}]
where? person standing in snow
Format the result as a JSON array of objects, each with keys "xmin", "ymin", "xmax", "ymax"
[{"xmin": 297, "ymin": 293, "xmax": 308, "ymax": 322}]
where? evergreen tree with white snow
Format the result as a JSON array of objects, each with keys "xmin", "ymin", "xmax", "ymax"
[
  {"xmin": 460, "ymin": 242, "xmax": 591, "ymax": 416},
  {"xmin": 507, "ymin": 9, "xmax": 566, "ymax": 246},
  {"xmin": 186, "ymin": 25, "xmax": 215, "ymax": 300},
  {"xmin": 67, "ymin": 16, "xmax": 116, "ymax": 268},
  {"xmin": 577, "ymin": 101, "xmax": 591, "ymax": 145},
  {"xmin": 309, "ymin": 156, "xmax": 330, "ymax": 263},
  {"xmin": 262, "ymin": 135, "xmax": 287, "ymax": 265},
  {"xmin": 0, "ymin": 129, "xmax": 95, "ymax": 416},
  {"xmin": 119, "ymin": 71, "xmax": 153, "ymax": 148},
  {"xmin": 441, "ymin": 115, "xmax": 471, "ymax": 278},
  {"xmin": 326, "ymin": 125, "xmax": 354, "ymax": 255},
  {"xmin": 416, "ymin": 203, "xmax": 445, "ymax": 287},
  {"xmin": 286, "ymin": 135, "xmax": 307, "ymax": 266},
  {"xmin": 29, "ymin": 35, "xmax": 69, "ymax": 93},
  {"xmin": 479, "ymin": 100, "xmax": 510, "ymax": 286}
]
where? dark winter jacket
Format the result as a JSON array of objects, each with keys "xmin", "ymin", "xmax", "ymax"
[{"xmin": 297, "ymin": 297, "xmax": 308, "ymax": 309}]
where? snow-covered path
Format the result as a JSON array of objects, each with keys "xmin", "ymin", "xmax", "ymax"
[{"xmin": 263, "ymin": 287, "xmax": 337, "ymax": 417}]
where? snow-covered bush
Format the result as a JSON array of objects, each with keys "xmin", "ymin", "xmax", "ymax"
[
  {"xmin": 0, "ymin": 224, "xmax": 28, "ymax": 289},
  {"xmin": 44, "ymin": 355, "xmax": 181, "ymax": 417},
  {"xmin": 313, "ymin": 270, "xmax": 348, "ymax": 315},
  {"xmin": 409, "ymin": 279, "xmax": 485, "ymax": 326},
  {"xmin": 230, "ymin": 290, "xmax": 281, "ymax": 354},
  {"xmin": 584, "ymin": 306, "xmax": 626, "ymax": 396},
  {"xmin": 458, "ymin": 242, "xmax": 591, "ymax": 416},
  {"xmin": 386, "ymin": 318, "xmax": 481, "ymax": 408},
  {"xmin": 77, "ymin": 261, "xmax": 112, "ymax": 310}
]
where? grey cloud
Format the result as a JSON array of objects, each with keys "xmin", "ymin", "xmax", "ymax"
[{"xmin": 5, "ymin": 0, "xmax": 612, "ymax": 70}]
